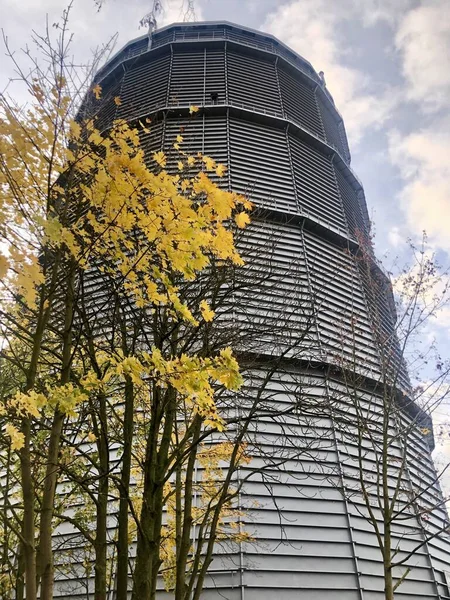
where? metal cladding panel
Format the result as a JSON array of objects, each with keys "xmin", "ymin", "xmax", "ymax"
[
  {"xmin": 61, "ymin": 21, "xmax": 450, "ymax": 600},
  {"xmin": 117, "ymin": 52, "xmax": 171, "ymax": 120},
  {"xmin": 278, "ymin": 64, "xmax": 325, "ymax": 139},
  {"xmin": 228, "ymin": 118, "xmax": 297, "ymax": 213},
  {"xmin": 169, "ymin": 48, "xmax": 205, "ymax": 106},
  {"xmin": 302, "ymin": 230, "xmax": 381, "ymax": 373},
  {"xmin": 235, "ymin": 220, "xmax": 319, "ymax": 357},
  {"xmin": 334, "ymin": 164, "xmax": 368, "ymax": 239},
  {"xmin": 227, "ymin": 51, "xmax": 282, "ymax": 116},
  {"xmin": 205, "ymin": 49, "xmax": 226, "ymax": 104},
  {"xmin": 288, "ymin": 134, "xmax": 348, "ymax": 232},
  {"xmin": 316, "ymin": 92, "xmax": 349, "ymax": 159}
]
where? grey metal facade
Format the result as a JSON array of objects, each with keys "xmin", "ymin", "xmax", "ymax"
[{"xmin": 80, "ymin": 21, "xmax": 450, "ymax": 600}]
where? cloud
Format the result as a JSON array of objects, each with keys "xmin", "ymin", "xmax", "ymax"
[
  {"xmin": 0, "ymin": 0, "xmax": 203, "ymax": 94},
  {"xmin": 261, "ymin": 0, "xmax": 398, "ymax": 145},
  {"xmin": 388, "ymin": 120, "xmax": 450, "ymax": 255},
  {"xmin": 350, "ymin": 0, "xmax": 414, "ymax": 27},
  {"xmin": 395, "ymin": 0, "xmax": 450, "ymax": 112},
  {"xmin": 388, "ymin": 226, "xmax": 402, "ymax": 248}
]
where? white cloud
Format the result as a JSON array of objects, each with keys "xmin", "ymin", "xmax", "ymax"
[
  {"xmin": 388, "ymin": 120, "xmax": 450, "ymax": 255},
  {"xmin": 0, "ymin": 0, "xmax": 203, "ymax": 94},
  {"xmin": 388, "ymin": 226, "xmax": 402, "ymax": 248},
  {"xmin": 350, "ymin": 0, "xmax": 415, "ymax": 27},
  {"xmin": 261, "ymin": 0, "xmax": 398, "ymax": 145},
  {"xmin": 395, "ymin": 0, "xmax": 450, "ymax": 112}
]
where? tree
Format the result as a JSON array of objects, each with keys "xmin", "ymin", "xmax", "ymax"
[
  {"xmin": 0, "ymin": 8, "xmax": 332, "ymax": 600},
  {"xmin": 0, "ymin": 7, "xmax": 252, "ymax": 600},
  {"xmin": 328, "ymin": 235, "xmax": 450, "ymax": 600}
]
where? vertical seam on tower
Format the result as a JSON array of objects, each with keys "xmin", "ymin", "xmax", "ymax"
[
  {"xmin": 274, "ymin": 56, "xmax": 285, "ymax": 119},
  {"xmin": 299, "ymin": 226, "xmax": 326, "ymax": 362},
  {"xmin": 330, "ymin": 153, "xmax": 351, "ymax": 239},
  {"xmin": 203, "ymin": 47, "xmax": 207, "ymax": 106},
  {"xmin": 165, "ymin": 44, "xmax": 174, "ymax": 107},
  {"xmin": 325, "ymin": 372, "xmax": 366, "ymax": 600},
  {"xmin": 285, "ymin": 123, "xmax": 300, "ymax": 217},
  {"xmin": 224, "ymin": 41, "xmax": 229, "ymax": 105},
  {"xmin": 226, "ymin": 107, "xmax": 232, "ymax": 193},
  {"xmin": 313, "ymin": 85, "xmax": 327, "ymax": 141}
]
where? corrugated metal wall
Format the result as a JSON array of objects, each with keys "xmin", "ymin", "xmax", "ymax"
[{"xmin": 55, "ymin": 22, "xmax": 450, "ymax": 600}]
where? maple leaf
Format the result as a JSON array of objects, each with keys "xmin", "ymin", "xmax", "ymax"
[
  {"xmin": 153, "ymin": 151, "xmax": 167, "ymax": 168},
  {"xmin": 200, "ymin": 299, "xmax": 215, "ymax": 322},
  {"xmin": 189, "ymin": 105, "xmax": 199, "ymax": 114},
  {"xmin": 114, "ymin": 96, "xmax": 122, "ymax": 106},
  {"xmin": 235, "ymin": 212, "xmax": 251, "ymax": 229},
  {"xmin": 216, "ymin": 163, "xmax": 226, "ymax": 177},
  {"xmin": 92, "ymin": 83, "xmax": 102, "ymax": 100}
]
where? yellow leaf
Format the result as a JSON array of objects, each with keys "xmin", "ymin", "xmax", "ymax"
[
  {"xmin": 216, "ymin": 163, "xmax": 226, "ymax": 177},
  {"xmin": 189, "ymin": 105, "xmax": 199, "ymax": 114},
  {"xmin": 114, "ymin": 96, "xmax": 122, "ymax": 106},
  {"xmin": 5, "ymin": 424, "xmax": 24, "ymax": 451},
  {"xmin": 177, "ymin": 161, "xmax": 184, "ymax": 171},
  {"xmin": 200, "ymin": 299, "xmax": 215, "ymax": 322},
  {"xmin": 153, "ymin": 151, "xmax": 167, "ymax": 168},
  {"xmin": 203, "ymin": 156, "xmax": 216, "ymax": 171},
  {"xmin": 0, "ymin": 255, "xmax": 8, "ymax": 279},
  {"xmin": 235, "ymin": 212, "xmax": 251, "ymax": 229},
  {"xmin": 92, "ymin": 84, "xmax": 102, "ymax": 100},
  {"xmin": 176, "ymin": 134, "xmax": 183, "ymax": 143}
]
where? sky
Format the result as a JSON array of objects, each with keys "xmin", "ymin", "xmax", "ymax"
[{"xmin": 1, "ymin": 0, "xmax": 450, "ymax": 451}]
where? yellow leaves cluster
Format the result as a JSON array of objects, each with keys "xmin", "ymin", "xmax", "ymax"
[
  {"xmin": 1, "ymin": 383, "xmax": 89, "ymax": 451},
  {"xmin": 92, "ymin": 83, "xmax": 102, "ymax": 100},
  {"xmin": 199, "ymin": 299, "xmax": 215, "ymax": 322},
  {"xmin": 47, "ymin": 383, "xmax": 88, "ymax": 418},
  {"xmin": 61, "ymin": 121, "xmax": 252, "ymax": 321},
  {"xmin": 235, "ymin": 211, "xmax": 251, "ymax": 229},
  {"xmin": 4, "ymin": 424, "xmax": 25, "ymax": 451},
  {"xmin": 2, "ymin": 390, "xmax": 46, "ymax": 419}
]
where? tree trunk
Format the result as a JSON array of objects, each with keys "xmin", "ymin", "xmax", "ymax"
[
  {"xmin": 37, "ymin": 267, "xmax": 75, "ymax": 600},
  {"xmin": 175, "ymin": 418, "xmax": 201, "ymax": 600},
  {"xmin": 94, "ymin": 392, "xmax": 109, "ymax": 600},
  {"xmin": 132, "ymin": 388, "xmax": 175, "ymax": 600},
  {"xmin": 36, "ymin": 410, "xmax": 65, "ymax": 600},
  {"xmin": 116, "ymin": 377, "xmax": 134, "ymax": 600},
  {"xmin": 20, "ymin": 418, "xmax": 37, "ymax": 600},
  {"xmin": 384, "ymin": 560, "xmax": 394, "ymax": 600}
]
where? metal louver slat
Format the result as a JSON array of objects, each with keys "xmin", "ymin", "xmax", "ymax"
[
  {"xmin": 278, "ymin": 66, "xmax": 325, "ymax": 139},
  {"xmin": 227, "ymin": 51, "xmax": 282, "ymax": 116},
  {"xmin": 289, "ymin": 135, "xmax": 347, "ymax": 231},
  {"xmin": 169, "ymin": 48, "xmax": 205, "ymax": 106},
  {"xmin": 229, "ymin": 118, "xmax": 297, "ymax": 213},
  {"xmin": 117, "ymin": 53, "xmax": 170, "ymax": 120}
]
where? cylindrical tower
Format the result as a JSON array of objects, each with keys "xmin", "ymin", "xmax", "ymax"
[{"xmin": 88, "ymin": 21, "xmax": 450, "ymax": 600}]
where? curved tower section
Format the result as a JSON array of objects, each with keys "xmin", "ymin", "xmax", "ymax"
[{"xmin": 90, "ymin": 22, "xmax": 450, "ymax": 600}]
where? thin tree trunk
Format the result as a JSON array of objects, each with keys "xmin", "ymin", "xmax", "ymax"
[
  {"xmin": 20, "ymin": 418, "xmax": 37, "ymax": 600},
  {"xmin": 116, "ymin": 376, "xmax": 134, "ymax": 600},
  {"xmin": 37, "ymin": 410, "xmax": 65, "ymax": 600},
  {"xmin": 37, "ymin": 267, "xmax": 75, "ymax": 600},
  {"xmin": 15, "ymin": 542, "xmax": 25, "ymax": 600},
  {"xmin": 132, "ymin": 388, "xmax": 175, "ymax": 600},
  {"xmin": 175, "ymin": 418, "xmax": 201, "ymax": 600},
  {"xmin": 384, "ymin": 557, "xmax": 394, "ymax": 600},
  {"xmin": 94, "ymin": 390, "xmax": 109, "ymax": 600}
]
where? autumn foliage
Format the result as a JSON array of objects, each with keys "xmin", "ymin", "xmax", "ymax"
[{"xmin": 0, "ymin": 21, "xmax": 252, "ymax": 600}]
